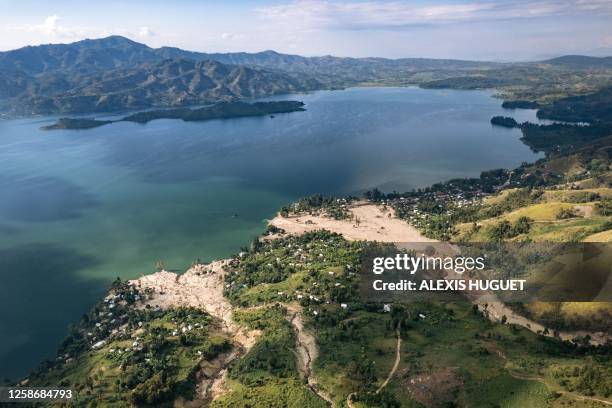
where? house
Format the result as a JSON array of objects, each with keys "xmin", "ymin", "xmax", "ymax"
[{"xmin": 92, "ymin": 340, "xmax": 106, "ymax": 349}]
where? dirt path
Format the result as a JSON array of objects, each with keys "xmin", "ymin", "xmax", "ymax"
[
  {"xmin": 346, "ymin": 322, "xmax": 402, "ymax": 407},
  {"xmin": 237, "ymin": 302, "xmax": 334, "ymax": 405},
  {"xmin": 483, "ymin": 301, "xmax": 609, "ymax": 346},
  {"xmin": 346, "ymin": 393, "xmax": 357, "ymax": 408},
  {"xmin": 512, "ymin": 373, "xmax": 612, "ymax": 406},
  {"xmin": 287, "ymin": 305, "xmax": 335, "ymax": 407},
  {"xmin": 376, "ymin": 322, "xmax": 402, "ymax": 394},
  {"xmin": 494, "ymin": 347, "xmax": 612, "ymax": 406}
]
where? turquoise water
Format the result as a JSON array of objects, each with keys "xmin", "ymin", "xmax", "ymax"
[{"xmin": 0, "ymin": 87, "xmax": 542, "ymax": 379}]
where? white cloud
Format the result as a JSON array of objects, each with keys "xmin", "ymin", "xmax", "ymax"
[
  {"xmin": 220, "ymin": 32, "xmax": 244, "ymax": 41},
  {"xmin": 27, "ymin": 14, "xmax": 87, "ymax": 38},
  {"xmin": 6, "ymin": 15, "xmax": 159, "ymax": 44},
  {"xmin": 256, "ymin": 0, "xmax": 612, "ymax": 31},
  {"xmin": 138, "ymin": 26, "xmax": 154, "ymax": 37}
]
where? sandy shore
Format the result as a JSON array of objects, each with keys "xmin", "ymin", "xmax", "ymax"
[
  {"xmin": 129, "ymin": 199, "xmax": 609, "ymax": 402},
  {"xmin": 269, "ymin": 202, "xmax": 436, "ymax": 243}
]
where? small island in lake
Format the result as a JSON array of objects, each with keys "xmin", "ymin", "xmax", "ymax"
[
  {"xmin": 490, "ymin": 116, "xmax": 519, "ymax": 128},
  {"xmin": 42, "ymin": 118, "xmax": 113, "ymax": 130},
  {"xmin": 41, "ymin": 101, "xmax": 305, "ymax": 130}
]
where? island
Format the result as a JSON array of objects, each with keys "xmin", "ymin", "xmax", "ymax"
[
  {"xmin": 490, "ymin": 116, "xmax": 519, "ymax": 128},
  {"xmin": 41, "ymin": 117, "xmax": 112, "ymax": 130},
  {"xmin": 122, "ymin": 101, "xmax": 305, "ymax": 123},
  {"xmin": 41, "ymin": 101, "xmax": 306, "ymax": 130}
]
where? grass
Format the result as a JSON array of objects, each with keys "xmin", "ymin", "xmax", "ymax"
[
  {"xmin": 487, "ymin": 202, "xmax": 575, "ymax": 223},
  {"xmin": 224, "ymin": 233, "xmax": 612, "ymax": 406},
  {"xmin": 224, "ymin": 231, "xmax": 363, "ymax": 307},
  {"xmin": 313, "ymin": 309, "xmax": 398, "ymax": 404},
  {"xmin": 376, "ymin": 301, "xmax": 611, "ymax": 406},
  {"xmin": 456, "ymin": 186, "xmax": 612, "ymax": 242},
  {"xmin": 211, "ymin": 378, "xmax": 327, "ymax": 408},
  {"xmin": 216, "ymin": 306, "xmax": 330, "ymax": 408},
  {"xmin": 518, "ymin": 302, "xmax": 612, "ymax": 334},
  {"xmin": 543, "ymin": 188, "xmax": 612, "ymax": 202},
  {"xmin": 583, "ymin": 229, "xmax": 612, "ymax": 241},
  {"xmin": 463, "ymin": 373, "xmax": 551, "ymax": 407},
  {"xmin": 28, "ymin": 307, "xmax": 231, "ymax": 406}
]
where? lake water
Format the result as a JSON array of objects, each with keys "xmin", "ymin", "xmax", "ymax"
[{"xmin": 0, "ymin": 87, "xmax": 542, "ymax": 379}]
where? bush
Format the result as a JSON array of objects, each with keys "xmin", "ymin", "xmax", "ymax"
[
  {"xmin": 557, "ymin": 207, "xmax": 578, "ymax": 219},
  {"xmin": 512, "ymin": 216, "xmax": 533, "ymax": 235},
  {"xmin": 565, "ymin": 192, "xmax": 601, "ymax": 203},
  {"xmin": 596, "ymin": 200, "xmax": 612, "ymax": 216},
  {"xmin": 130, "ymin": 372, "xmax": 172, "ymax": 405}
]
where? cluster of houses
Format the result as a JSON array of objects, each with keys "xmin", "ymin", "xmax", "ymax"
[
  {"xmin": 225, "ymin": 234, "xmax": 409, "ymax": 320},
  {"xmin": 225, "ymin": 235, "xmax": 365, "ymax": 317},
  {"xmin": 387, "ymin": 189, "xmax": 486, "ymax": 231}
]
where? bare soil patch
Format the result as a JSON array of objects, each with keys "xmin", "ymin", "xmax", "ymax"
[{"xmin": 269, "ymin": 202, "xmax": 435, "ymax": 243}]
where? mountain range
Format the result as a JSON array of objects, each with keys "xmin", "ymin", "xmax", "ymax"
[
  {"xmin": 1, "ymin": 36, "xmax": 611, "ymax": 116},
  {"xmin": 1, "ymin": 58, "xmax": 320, "ymax": 115}
]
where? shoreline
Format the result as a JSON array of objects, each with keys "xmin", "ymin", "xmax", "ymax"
[{"xmin": 133, "ymin": 202, "xmax": 610, "ymax": 350}]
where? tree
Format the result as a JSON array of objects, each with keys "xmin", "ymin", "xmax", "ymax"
[
  {"xmin": 512, "ymin": 216, "xmax": 533, "ymax": 235},
  {"xmin": 557, "ymin": 207, "xmax": 578, "ymax": 219},
  {"xmin": 488, "ymin": 220, "xmax": 512, "ymax": 241}
]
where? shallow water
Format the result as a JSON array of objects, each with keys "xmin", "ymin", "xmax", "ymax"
[{"xmin": 0, "ymin": 86, "xmax": 542, "ymax": 379}]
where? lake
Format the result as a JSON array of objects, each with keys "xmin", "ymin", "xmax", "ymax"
[{"xmin": 0, "ymin": 86, "xmax": 542, "ymax": 379}]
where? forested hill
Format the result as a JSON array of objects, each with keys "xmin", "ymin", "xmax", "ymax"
[
  {"xmin": 0, "ymin": 36, "xmax": 159, "ymax": 75},
  {"xmin": 0, "ymin": 57, "xmax": 320, "ymax": 115},
  {"xmin": 542, "ymin": 55, "xmax": 612, "ymax": 70},
  {"xmin": 1, "ymin": 35, "xmax": 612, "ymax": 116},
  {"xmin": 154, "ymin": 47, "xmax": 500, "ymax": 84},
  {"xmin": 0, "ymin": 35, "xmax": 497, "ymax": 77},
  {"xmin": 0, "ymin": 36, "xmax": 499, "ymax": 112}
]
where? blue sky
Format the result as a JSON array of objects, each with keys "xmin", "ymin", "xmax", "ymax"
[{"xmin": 1, "ymin": 0, "xmax": 611, "ymax": 60}]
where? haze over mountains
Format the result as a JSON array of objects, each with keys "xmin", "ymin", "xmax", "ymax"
[{"xmin": 0, "ymin": 35, "xmax": 611, "ymax": 116}]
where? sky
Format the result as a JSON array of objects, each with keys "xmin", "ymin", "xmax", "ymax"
[{"xmin": 0, "ymin": 0, "xmax": 611, "ymax": 60}]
